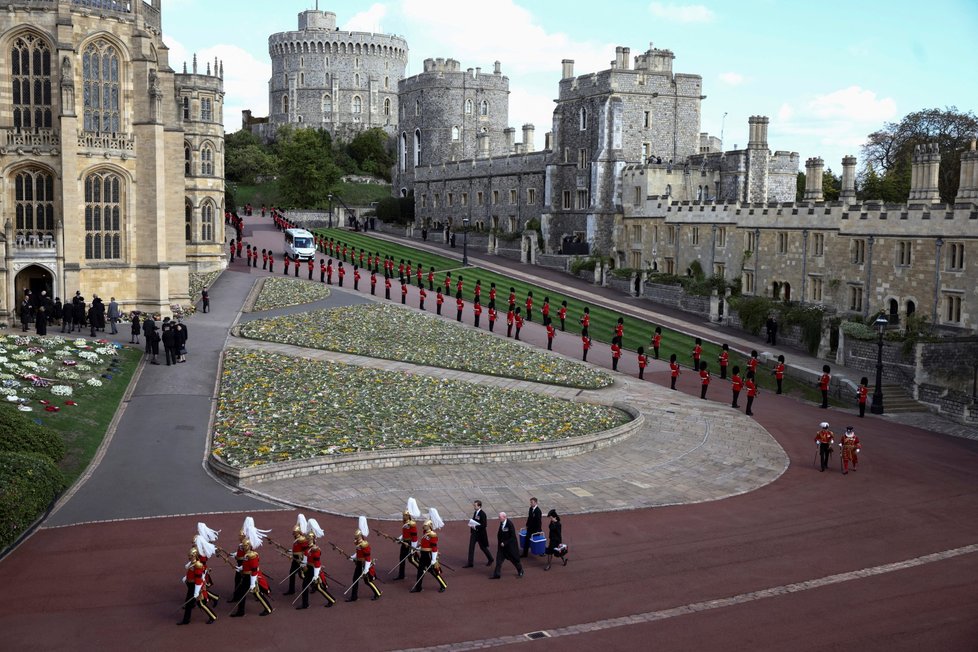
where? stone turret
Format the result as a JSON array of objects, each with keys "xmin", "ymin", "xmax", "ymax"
[
  {"xmin": 955, "ymin": 139, "xmax": 978, "ymax": 203},
  {"xmin": 909, "ymin": 143, "xmax": 941, "ymax": 202},
  {"xmin": 804, "ymin": 157, "xmax": 825, "ymax": 201},
  {"xmin": 747, "ymin": 115, "xmax": 769, "ymax": 149},
  {"xmin": 522, "ymin": 124, "xmax": 535, "ymax": 153},
  {"xmin": 561, "ymin": 59, "xmax": 574, "ymax": 79},
  {"xmin": 840, "ymin": 155, "xmax": 857, "ymax": 202}
]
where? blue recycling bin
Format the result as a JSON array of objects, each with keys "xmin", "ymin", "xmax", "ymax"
[
  {"xmin": 530, "ymin": 533, "xmax": 547, "ymax": 556},
  {"xmin": 518, "ymin": 528, "xmax": 527, "ymax": 549}
]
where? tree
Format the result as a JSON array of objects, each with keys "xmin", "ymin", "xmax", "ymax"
[
  {"xmin": 822, "ymin": 168, "xmax": 841, "ymax": 202},
  {"xmin": 796, "ymin": 172, "xmax": 806, "ymax": 202},
  {"xmin": 347, "ymin": 128, "xmax": 395, "ymax": 181},
  {"xmin": 275, "ymin": 127, "xmax": 341, "ymax": 208},
  {"xmin": 860, "ymin": 107, "xmax": 978, "ymax": 204}
]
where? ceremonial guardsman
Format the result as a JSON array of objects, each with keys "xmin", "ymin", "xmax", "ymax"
[
  {"xmin": 514, "ymin": 307, "xmax": 524, "ymax": 340},
  {"xmin": 298, "ymin": 519, "xmax": 336, "ymax": 609},
  {"xmin": 307, "ymin": 257, "xmax": 314, "ymax": 281},
  {"xmin": 326, "ymin": 259, "xmax": 334, "ymax": 285},
  {"xmin": 456, "ymin": 293, "xmax": 464, "ymax": 322},
  {"xmin": 524, "ymin": 291, "xmax": 533, "ymax": 322},
  {"xmin": 436, "ymin": 288, "xmax": 444, "ymax": 315},
  {"xmin": 558, "ymin": 300, "xmax": 567, "ymax": 331},
  {"xmin": 652, "ymin": 326, "xmax": 662, "ymax": 359},
  {"xmin": 699, "ymin": 361, "xmax": 710, "ymax": 399},
  {"xmin": 416, "ymin": 264, "xmax": 424, "ymax": 288},
  {"xmin": 774, "ymin": 354, "xmax": 786, "ymax": 394},
  {"xmin": 582, "ymin": 329, "xmax": 592, "ymax": 362},
  {"xmin": 506, "ymin": 307, "xmax": 515, "ymax": 338},
  {"xmin": 489, "ymin": 282, "xmax": 497, "ymax": 304},
  {"xmin": 236, "ymin": 239, "xmax": 243, "ymax": 260},
  {"xmin": 348, "ymin": 527, "xmax": 382, "ymax": 602},
  {"xmin": 456, "ymin": 274, "xmax": 464, "ymax": 296},
  {"xmin": 747, "ymin": 350, "xmax": 760, "ymax": 377},
  {"xmin": 244, "ymin": 244, "xmax": 251, "ymax": 267},
  {"xmin": 353, "ymin": 266, "xmax": 361, "ymax": 291},
  {"xmin": 178, "ymin": 546, "xmax": 217, "ymax": 625},
  {"xmin": 419, "ymin": 286, "xmax": 427, "ymax": 311},
  {"xmin": 731, "ymin": 366, "xmax": 743, "ymax": 408},
  {"xmin": 231, "ymin": 517, "xmax": 273, "ymax": 617},
  {"xmin": 406, "ymin": 260, "xmax": 413, "ymax": 282},
  {"xmin": 473, "ymin": 299, "xmax": 482, "ymax": 328},
  {"xmin": 546, "ymin": 319, "xmax": 556, "ymax": 351},
  {"xmin": 488, "ymin": 303, "xmax": 497, "ymax": 333},
  {"xmin": 370, "ymin": 269, "xmax": 377, "ymax": 296},
  {"xmin": 815, "ymin": 422, "xmax": 835, "ymax": 472},
  {"xmin": 508, "ymin": 287, "xmax": 516, "ymax": 311},
  {"xmin": 285, "ymin": 515, "xmax": 310, "ymax": 595},
  {"xmin": 718, "ymin": 344, "xmax": 729, "ymax": 380},
  {"xmin": 396, "ymin": 509, "xmax": 420, "ymax": 581},
  {"xmin": 542, "ymin": 296, "xmax": 551, "ymax": 323},
  {"xmin": 268, "ymin": 252, "xmax": 275, "ymax": 274},
  {"xmin": 399, "ymin": 260, "xmax": 406, "ymax": 283},
  {"xmin": 385, "ymin": 274, "xmax": 392, "ymax": 300},
  {"xmin": 857, "ymin": 376, "xmax": 869, "ymax": 418},
  {"xmin": 228, "ymin": 238, "xmax": 235, "ymax": 262},
  {"xmin": 320, "ymin": 259, "xmax": 327, "ymax": 283},
  {"xmin": 443, "ymin": 271, "xmax": 452, "ymax": 295},
  {"xmin": 338, "ymin": 262, "xmax": 346, "ymax": 287},
  {"xmin": 401, "ymin": 280, "xmax": 409, "ymax": 304},
  {"xmin": 194, "ymin": 523, "xmax": 222, "ymax": 601},
  {"xmin": 692, "ymin": 338, "xmax": 703, "ymax": 373},
  {"xmin": 745, "ymin": 370, "xmax": 758, "ymax": 416},
  {"xmin": 474, "ymin": 279, "xmax": 482, "ymax": 301},
  {"xmin": 637, "ymin": 346, "xmax": 647, "ymax": 380},
  {"xmin": 839, "ymin": 426, "xmax": 860, "ymax": 474},
  {"xmin": 669, "ymin": 354, "xmax": 681, "ymax": 390},
  {"xmin": 262, "ymin": 248, "xmax": 268, "ymax": 270},
  {"xmin": 283, "ymin": 254, "xmax": 291, "ymax": 276},
  {"xmin": 819, "ymin": 365, "xmax": 832, "ymax": 409},
  {"xmin": 611, "ymin": 336, "xmax": 622, "ymax": 371},
  {"xmin": 614, "ymin": 316, "xmax": 624, "ymax": 340},
  {"xmin": 580, "ymin": 307, "xmax": 590, "ymax": 335},
  {"xmin": 427, "ymin": 267, "xmax": 435, "ymax": 291},
  {"xmin": 412, "ymin": 519, "xmax": 447, "ymax": 593}
]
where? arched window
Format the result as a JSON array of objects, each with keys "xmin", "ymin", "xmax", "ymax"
[
  {"xmin": 355, "ymin": 73, "xmax": 360, "ymax": 86},
  {"xmin": 201, "ymin": 201, "xmax": 214, "ymax": 242},
  {"xmin": 185, "ymin": 199, "xmax": 193, "ymax": 243},
  {"xmin": 12, "ymin": 33, "xmax": 53, "ymax": 131},
  {"xmin": 384, "ymin": 76, "xmax": 389, "ymax": 89},
  {"xmin": 182, "ymin": 96, "xmax": 190, "ymax": 120},
  {"xmin": 415, "ymin": 99, "xmax": 421, "ymax": 116},
  {"xmin": 452, "ymin": 126, "xmax": 460, "ymax": 141},
  {"xmin": 14, "ymin": 168, "xmax": 55, "ymax": 241},
  {"xmin": 352, "ymin": 95, "xmax": 362, "ymax": 114},
  {"xmin": 414, "ymin": 128, "xmax": 421, "ymax": 167},
  {"xmin": 399, "ymin": 132, "xmax": 407, "ymax": 172},
  {"xmin": 282, "ymin": 94, "xmax": 289, "ymax": 114},
  {"xmin": 464, "ymin": 99, "xmax": 472, "ymax": 114},
  {"xmin": 184, "ymin": 143, "xmax": 191, "ymax": 175},
  {"xmin": 480, "ymin": 100, "xmax": 488, "ymax": 116},
  {"xmin": 384, "ymin": 98, "xmax": 391, "ymax": 116},
  {"xmin": 579, "ymin": 107, "xmax": 587, "ymax": 130},
  {"xmin": 84, "ymin": 171, "xmax": 123, "ymax": 260},
  {"xmin": 299, "ymin": 72, "xmax": 304, "ymax": 86},
  {"xmin": 201, "ymin": 145, "xmax": 214, "ymax": 176},
  {"xmin": 82, "ymin": 39, "xmax": 121, "ymax": 133}
]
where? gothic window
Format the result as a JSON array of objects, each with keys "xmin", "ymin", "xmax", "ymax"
[
  {"xmin": 282, "ymin": 94, "xmax": 288, "ymax": 114},
  {"xmin": 480, "ymin": 100, "xmax": 488, "ymax": 116},
  {"xmin": 12, "ymin": 33, "xmax": 53, "ymax": 130},
  {"xmin": 384, "ymin": 98, "xmax": 391, "ymax": 116},
  {"xmin": 355, "ymin": 73, "xmax": 360, "ymax": 87},
  {"xmin": 185, "ymin": 200, "xmax": 193, "ymax": 243},
  {"xmin": 82, "ymin": 39, "xmax": 121, "ymax": 134},
  {"xmin": 384, "ymin": 76, "xmax": 389, "ymax": 89},
  {"xmin": 322, "ymin": 94, "xmax": 332, "ymax": 115},
  {"xmin": 452, "ymin": 126, "xmax": 460, "ymax": 141},
  {"xmin": 299, "ymin": 72, "xmax": 304, "ymax": 86},
  {"xmin": 579, "ymin": 107, "xmax": 587, "ymax": 131},
  {"xmin": 182, "ymin": 96, "xmax": 190, "ymax": 120},
  {"xmin": 84, "ymin": 171, "xmax": 122, "ymax": 260},
  {"xmin": 201, "ymin": 145, "xmax": 214, "ymax": 176},
  {"xmin": 201, "ymin": 97, "xmax": 212, "ymax": 121},
  {"xmin": 399, "ymin": 132, "xmax": 407, "ymax": 172},
  {"xmin": 352, "ymin": 95, "xmax": 362, "ymax": 114},
  {"xmin": 464, "ymin": 99, "xmax": 472, "ymax": 114},
  {"xmin": 415, "ymin": 99, "xmax": 420, "ymax": 116},
  {"xmin": 201, "ymin": 201, "xmax": 214, "ymax": 242},
  {"xmin": 184, "ymin": 143, "xmax": 192, "ymax": 175},
  {"xmin": 414, "ymin": 129, "xmax": 421, "ymax": 167},
  {"xmin": 14, "ymin": 168, "xmax": 55, "ymax": 241}
]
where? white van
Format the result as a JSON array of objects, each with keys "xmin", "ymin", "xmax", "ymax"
[{"xmin": 284, "ymin": 228, "xmax": 316, "ymax": 260}]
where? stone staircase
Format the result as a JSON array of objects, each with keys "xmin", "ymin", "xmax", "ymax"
[{"xmin": 879, "ymin": 384, "xmax": 924, "ymax": 413}]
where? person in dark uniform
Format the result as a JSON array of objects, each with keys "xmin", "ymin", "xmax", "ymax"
[
  {"xmin": 385, "ymin": 274, "xmax": 392, "ymax": 300},
  {"xmin": 283, "ymin": 255, "xmax": 291, "ymax": 276},
  {"xmin": 178, "ymin": 547, "xmax": 217, "ymax": 625},
  {"xmin": 521, "ymin": 497, "xmax": 543, "ymax": 557},
  {"xmin": 490, "ymin": 512, "xmax": 524, "ymax": 579},
  {"xmin": 338, "ymin": 261, "xmax": 345, "ymax": 287},
  {"xmin": 411, "ymin": 520, "xmax": 447, "ymax": 593},
  {"xmin": 544, "ymin": 509, "xmax": 567, "ymax": 571},
  {"xmin": 161, "ymin": 324, "xmax": 178, "ymax": 366},
  {"xmin": 285, "ymin": 520, "xmax": 309, "ymax": 595},
  {"xmin": 347, "ymin": 530, "xmax": 382, "ymax": 602},
  {"xmin": 268, "ymin": 252, "xmax": 275, "ymax": 274},
  {"xmin": 464, "ymin": 500, "xmax": 493, "ymax": 568},
  {"xmin": 395, "ymin": 511, "xmax": 419, "ymax": 581},
  {"xmin": 129, "ymin": 312, "xmax": 141, "ymax": 344},
  {"xmin": 201, "ymin": 288, "xmax": 210, "ymax": 313},
  {"xmin": 261, "ymin": 249, "xmax": 268, "ymax": 270}
]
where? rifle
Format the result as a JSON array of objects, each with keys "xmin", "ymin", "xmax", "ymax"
[
  {"xmin": 265, "ymin": 535, "xmax": 294, "ymax": 559},
  {"xmin": 212, "ymin": 547, "xmax": 238, "ymax": 570}
]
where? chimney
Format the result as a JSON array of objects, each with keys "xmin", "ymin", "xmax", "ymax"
[
  {"xmin": 615, "ymin": 46, "xmax": 623, "ymax": 69},
  {"xmin": 840, "ymin": 155, "xmax": 857, "ymax": 202},
  {"xmin": 747, "ymin": 115, "xmax": 768, "ymax": 149},
  {"xmin": 494, "ymin": 60, "xmax": 501, "ymax": 75},
  {"xmin": 561, "ymin": 59, "xmax": 575, "ymax": 80},
  {"xmin": 956, "ymin": 139, "xmax": 978, "ymax": 202},
  {"xmin": 504, "ymin": 127, "xmax": 516, "ymax": 153},
  {"xmin": 544, "ymin": 132, "xmax": 553, "ymax": 151},
  {"xmin": 804, "ymin": 157, "xmax": 824, "ymax": 201},
  {"xmin": 522, "ymin": 124, "xmax": 535, "ymax": 153},
  {"xmin": 909, "ymin": 143, "xmax": 941, "ymax": 202},
  {"xmin": 622, "ymin": 47, "xmax": 631, "ymax": 70}
]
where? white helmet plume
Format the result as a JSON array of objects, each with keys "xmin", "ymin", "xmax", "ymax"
[
  {"xmin": 197, "ymin": 522, "xmax": 220, "ymax": 543},
  {"xmin": 406, "ymin": 497, "xmax": 421, "ymax": 519},
  {"xmin": 428, "ymin": 507, "xmax": 444, "ymax": 530},
  {"xmin": 242, "ymin": 516, "xmax": 271, "ymax": 549},
  {"xmin": 296, "ymin": 513, "xmax": 308, "ymax": 535},
  {"xmin": 307, "ymin": 518, "xmax": 325, "ymax": 538},
  {"xmin": 358, "ymin": 515, "xmax": 370, "ymax": 537},
  {"xmin": 194, "ymin": 533, "xmax": 216, "ymax": 559}
]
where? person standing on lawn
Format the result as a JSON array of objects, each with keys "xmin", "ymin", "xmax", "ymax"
[
  {"xmin": 651, "ymin": 326, "xmax": 662, "ymax": 359},
  {"xmin": 718, "ymin": 344, "xmax": 729, "ymax": 380},
  {"xmin": 558, "ymin": 301, "xmax": 567, "ymax": 332}
]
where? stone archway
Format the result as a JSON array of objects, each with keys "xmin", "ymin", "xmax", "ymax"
[{"xmin": 15, "ymin": 264, "xmax": 54, "ymax": 306}]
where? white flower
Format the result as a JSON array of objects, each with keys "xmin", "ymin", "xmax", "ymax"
[
  {"xmin": 51, "ymin": 385, "xmax": 73, "ymax": 396},
  {"xmin": 86, "ymin": 378, "xmax": 103, "ymax": 387},
  {"xmin": 0, "ymin": 388, "xmax": 16, "ymax": 396}
]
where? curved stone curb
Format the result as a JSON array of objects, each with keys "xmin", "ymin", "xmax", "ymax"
[
  {"xmin": 209, "ymin": 403, "xmax": 643, "ymax": 485},
  {"xmin": 239, "ymin": 276, "xmax": 266, "ymax": 313}
]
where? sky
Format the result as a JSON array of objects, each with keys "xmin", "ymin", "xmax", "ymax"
[{"xmin": 161, "ymin": 0, "xmax": 978, "ymax": 172}]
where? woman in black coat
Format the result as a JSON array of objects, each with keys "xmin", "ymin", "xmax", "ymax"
[
  {"xmin": 130, "ymin": 313, "xmax": 141, "ymax": 344},
  {"xmin": 544, "ymin": 509, "xmax": 566, "ymax": 571}
]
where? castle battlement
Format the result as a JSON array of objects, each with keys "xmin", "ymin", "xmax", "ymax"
[
  {"xmin": 400, "ymin": 59, "xmax": 508, "ymax": 92},
  {"xmin": 413, "ymin": 150, "xmax": 550, "ymax": 182}
]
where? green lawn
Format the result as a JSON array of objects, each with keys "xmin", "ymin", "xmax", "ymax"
[{"xmin": 310, "ymin": 229, "xmax": 844, "ymax": 407}]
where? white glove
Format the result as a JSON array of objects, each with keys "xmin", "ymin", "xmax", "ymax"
[
  {"xmin": 411, "ymin": 541, "xmax": 419, "ymax": 549},
  {"xmin": 184, "ymin": 561, "xmax": 193, "ymax": 570},
  {"xmin": 363, "ymin": 561, "xmax": 371, "ymax": 573},
  {"xmin": 181, "ymin": 575, "xmax": 187, "ymax": 584},
  {"xmin": 249, "ymin": 575, "xmax": 257, "ymax": 591},
  {"xmin": 300, "ymin": 559, "xmax": 307, "ymax": 567},
  {"xmin": 313, "ymin": 567, "xmax": 320, "ymax": 581},
  {"xmin": 432, "ymin": 552, "xmax": 438, "ymax": 563},
  {"xmin": 396, "ymin": 536, "xmax": 403, "ymax": 543},
  {"xmin": 235, "ymin": 565, "xmax": 242, "ymax": 573},
  {"xmin": 856, "ymin": 449, "xmax": 860, "ymax": 453},
  {"xmin": 193, "ymin": 583, "xmax": 201, "ymax": 598},
  {"xmin": 350, "ymin": 554, "xmax": 356, "ymax": 561}
]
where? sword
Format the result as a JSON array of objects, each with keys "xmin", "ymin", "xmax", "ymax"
[
  {"xmin": 410, "ymin": 562, "xmax": 436, "ymax": 592},
  {"xmin": 343, "ymin": 566, "xmax": 371, "ymax": 595},
  {"xmin": 278, "ymin": 563, "xmax": 306, "ymax": 585},
  {"xmin": 228, "ymin": 586, "xmax": 257, "ymax": 615},
  {"xmin": 386, "ymin": 549, "xmax": 419, "ymax": 576}
]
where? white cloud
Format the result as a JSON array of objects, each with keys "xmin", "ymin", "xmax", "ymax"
[
  {"xmin": 343, "ymin": 3, "xmax": 388, "ymax": 33},
  {"xmin": 718, "ymin": 72, "xmax": 744, "ymax": 86},
  {"xmin": 777, "ymin": 102, "xmax": 793, "ymax": 122},
  {"xmin": 649, "ymin": 2, "xmax": 715, "ymax": 23},
  {"xmin": 807, "ymin": 85, "xmax": 897, "ymax": 122}
]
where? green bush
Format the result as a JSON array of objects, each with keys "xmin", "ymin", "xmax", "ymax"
[
  {"xmin": 610, "ymin": 267, "xmax": 638, "ymax": 280},
  {"xmin": 0, "ymin": 406, "xmax": 65, "ymax": 463},
  {"xmin": 570, "ymin": 256, "xmax": 597, "ymax": 274},
  {"xmin": 840, "ymin": 320, "xmax": 876, "ymax": 340},
  {"xmin": 646, "ymin": 273, "xmax": 685, "ymax": 286},
  {"xmin": 0, "ymin": 451, "xmax": 64, "ymax": 549},
  {"xmin": 688, "ymin": 260, "xmax": 705, "ymax": 280},
  {"xmin": 781, "ymin": 303, "xmax": 826, "ymax": 354},
  {"xmin": 729, "ymin": 295, "xmax": 773, "ymax": 335}
]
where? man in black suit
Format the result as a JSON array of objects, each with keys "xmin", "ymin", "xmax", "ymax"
[
  {"xmin": 490, "ymin": 512, "xmax": 523, "ymax": 579},
  {"xmin": 464, "ymin": 500, "xmax": 493, "ymax": 568},
  {"xmin": 521, "ymin": 497, "xmax": 543, "ymax": 558}
]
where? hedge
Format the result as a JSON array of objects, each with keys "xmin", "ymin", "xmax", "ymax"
[
  {"xmin": 0, "ymin": 406, "xmax": 65, "ymax": 463},
  {"xmin": 0, "ymin": 451, "xmax": 64, "ymax": 550}
]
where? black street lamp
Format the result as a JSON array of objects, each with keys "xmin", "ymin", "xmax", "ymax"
[
  {"xmin": 462, "ymin": 218, "xmax": 470, "ymax": 266},
  {"xmin": 327, "ymin": 193, "xmax": 333, "ymax": 229},
  {"xmin": 870, "ymin": 314, "xmax": 888, "ymax": 414}
]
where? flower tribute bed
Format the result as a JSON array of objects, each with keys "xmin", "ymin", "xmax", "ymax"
[
  {"xmin": 251, "ymin": 277, "xmax": 331, "ymax": 312},
  {"xmin": 239, "ymin": 304, "xmax": 612, "ymax": 389},
  {"xmin": 213, "ymin": 348, "xmax": 630, "ymax": 468}
]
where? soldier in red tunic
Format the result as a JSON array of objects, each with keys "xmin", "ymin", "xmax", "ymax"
[
  {"xmin": 262, "ymin": 249, "xmax": 268, "ymax": 270},
  {"xmin": 699, "ymin": 361, "xmax": 710, "ymax": 399},
  {"xmin": 611, "ymin": 336, "xmax": 622, "ymax": 371},
  {"xmin": 401, "ymin": 280, "xmax": 408, "ymax": 304},
  {"xmin": 347, "ymin": 530, "xmax": 382, "ymax": 602},
  {"xmin": 399, "ymin": 260, "xmax": 406, "ymax": 284},
  {"xmin": 444, "ymin": 271, "xmax": 452, "ymax": 295},
  {"xmin": 718, "ymin": 343, "xmax": 729, "ymax": 380},
  {"xmin": 395, "ymin": 511, "xmax": 420, "ymax": 581},
  {"xmin": 839, "ymin": 426, "xmax": 860, "ymax": 474},
  {"xmin": 285, "ymin": 516, "xmax": 310, "ymax": 596},
  {"xmin": 326, "ymin": 259, "xmax": 334, "ymax": 285},
  {"xmin": 298, "ymin": 519, "xmax": 335, "ymax": 609},
  {"xmin": 692, "ymin": 338, "xmax": 703, "ymax": 373},
  {"xmin": 819, "ymin": 365, "xmax": 832, "ymax": 409},
  {"xmin": 268, "ymin": 252, "xmax": 275, "ymax": 274},
  {"xmin": 436, "ymin": 288, "xmax": 443, "ymax": 314},
  {"xmin": 558, "ymin": 300, "xmax": 568, "ymax": 331},
  {"xmin": 614, "ymin": 316, "xmax": 624, "ymax": 340},
  {"xmin": 353, "ymin": 266, "xmax": 361, "ymax": 291},
  {"xmin": 669, "ymin": 354, "xmax": 681, "ymax": 390},
  {"xmin": 456, "ymin": 274, "xmax": 464, "ymax": 297},
  {"xmin": 283, "ymin": 255, "xmax": 291, "ymax": 276},
  {"xmin": 525, "ymin": 291, "xmax": 533, "ymax": 322},
  {"xmin": 774, "ymin": 354, "xmax": 786, "ymax": 394},
  {"xmin": 508, "ymin": 287, "xmax": 516, "ymax": 311},
  {"xmin": 307, "ymin": 258, "xmax": 314, "ymax": 281},
  {"xmin": 236, "ymin": 239, "xmax": 243, "ymax": 260},
  {"xmin": 412, "ymin": 520, "xmax": 447, "ymax": 593},
  {"xmin": 745, "ymin": 370, "xmax": 758, "ymax": 416},
  {"xmin": 579, "ymin": 307, "xmax": 590, "ymax": 336},
  {"xmin": 488, "ymin": 302, "xmax": 497, "ymax": 333},
  {"xmin": 385, "ymin": 274, "xmax": 392, "ymax": 300},
  {"xmin": 231, "ymin": 540, "xmax": 273, "ymax": 617},
  {"xmin": 228, "ymin": 238, "xmax": 235, "ymax": 262},
  {"xmin": 319, "ymin": 259, "xmax": 327, "ymax": 283},
  {"xmin": 337, "ymin": 262, "xmax": 345, "ymax": 287},
  {"xmin": 542, "ymin": 296, "xmax": 551, "ymax": 323},
  {"xmin": 637, "ymin": 346, "xmax": 647, "ymax": 379},
  {"xmin": 815, "ymin": 422, "xmax": 835, "ymax": 472},
  {"xmin": 514, "ymin": 307, "xmax": 524, "ymax": 340},
  {"xmin": 731, "ymin": 366, "xmax": 743, "ymax": 408},
  {"xmin": 652, "ymin": 326, "xmax": 662, "ymax": 359},
  {"xmin": 406, "ymin": 260, "xmax": 413, "ymax": 282},
  {"xmin": 857, "ymin": 376, "xmax": 869, "ymax": 417},
  {"xmin": 427, "ymin": 267, "xmax": 435, "ymax": 291},
  {"xmin": 474, "ymin": 279, "xmax": 482, "ymax": 302},
  {"xmin": 506, "ymin": 307, "xmax": 515, "ymax": 337},
  {"xmin": 546, "ymin": 319, "xmax": 556, "ymax": 351},
  {"xmin": 370, "ymin": 269, "xmax": 377, "ymax": 296},
  {"xmin": 419, "ymin": 286, "xmax": 427, "ymax": 311},
  {"xmin": 416, "ymin": 264, "xmax": 423, "ymax": 288},
  {"xmin": 582, "ymin": 329, "xmax": 592, "ymax": 361},
  {"xmin": 178, "ymin": 547, "xmax": 217, "ymax": 625},
  {"xmin": 747, "ymin": 350, "xmax": 759, "ymax": 376},
  {"xmin": 456, "ymin": 293, "xmax": 464, "ymax": 322},
  {"xmin": 473, "ymin": 299, "xmax": 482, "ymax": 328},
  {"xmin": 489, "ymin": 282, "xmax": 497, "ymax": 304}
]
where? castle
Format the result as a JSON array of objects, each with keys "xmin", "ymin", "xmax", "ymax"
[
  {"xmin": 0, "ymin": 0, "xmax": 225, "ymax": 320},
  {"xmin": 243, "ymin": 9, "xmax": 408, "ymax": 141}
]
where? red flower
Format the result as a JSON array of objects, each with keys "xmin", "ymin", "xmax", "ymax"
[
  {"xmin": 45, "ymin": 405, "xmax": 60, "ymax": 412},
  {"xmin": 65, "ymin": 400, "xmax": 78, "ymax": 406}
]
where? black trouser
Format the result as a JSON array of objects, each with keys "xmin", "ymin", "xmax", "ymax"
[
  {"xmin": 653, "ymin": 346, "xmax": 659, "ymax": 359},
  {"xmin": 492, "ymin": 544, "xmax": 523, "ymax": 577},
  {"xmin": 202, "ymin": 299, "xmax": 209, "ymax": 313},
  {"xmin": 720, "ymin": 366, "xmax": 727, "ymax": 380},
  {"xmin": 286, "ymin": 556, "xmax": 301, "ymax": 594},
  {"xmin": 732, "ymin": 390, "xmax": 740, "ymax": 408},
  {"xmin": 859, "ymin": 402, "xmax": 866, "ymax": 417},
  {"xmin": 300, "ymin": 567, "xmax": 335, "ymax": 607},
  {"xmin": 670, "ymin": 376, "xmax": 677, "ymax": 390},
  {"xmin": 467, "ymin": 533, "xmax": 492, "ymax": 566},
  {"xmin": 349, "ymin": 561, "xmax": 380, "ymax": 600},
  {"xmin": 776, "ymin": 378, "xmax": 783, "ymax": 394},
  {"xmin": 746, "ymin": 395, "xmax": 755, "ymax": 415},
  {"xmin": 560, "ymin": 318, "xmax": 565, "ymax": 331},
  {"xmin": 701, "ymin": 384, "xmax": 708, "ymax": 399},
  {"xmin": 583, "ymin": 349, "xmax": 588, "ymax": 361},
  {"xmin": 320, "ymin": 271, "xmax": 325, "ymax": 283},
  {"xmin": 396, "ymin": 543, "xmax": 416, "ymax": 580},
  {"xmin": 821, "ymin": 390, "xmax": 829, "ymax": 408},
  {"xmin": 181, "ymin": 581, "xmax": 216, "ymax": 624},
  {"xmin": 415, "ymin": 550, "xmax": 446, "ymax": 591},
  {"xmin": 612, "ymin": 357, "xmax": 619, "ymax": 371},
  {"xmin": 547, "ymin": 338, "xmax": 553, "ymax": 351},
  {"xmin": 638, "ymin": 366, "xmax": 644, "ymax": 379},
  {"xmin": 818, "ymin": 442, "xmax": 831, "ymax": 471},
  {"xmin": 489, "ymin": 320, "xmax": 495, "ymax": 332},
  {"xmin": 515, "ymin": 327, "xmax": 521, "ymax": 341},
  {"xmin": 474, "ymin": 315, "xmax": 480, "ymax": 328},
  {"xmin": 507, "ymin": 324, "xmax": 513, "ymax": 337},
  {"xmin": 456, "ymin": 309, "xmax": 462, "ymax": 321}
]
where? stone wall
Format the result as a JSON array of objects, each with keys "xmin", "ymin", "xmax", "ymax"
[
  {"xmin": 537, "ymin": 254, "xmax": 572, "ymax": 272},
  {"xmin": 840, "ymin": 337, "xmax": 915, "ymax": 385}
]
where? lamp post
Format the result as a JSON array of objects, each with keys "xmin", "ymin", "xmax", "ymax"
[
  {"xmin": 327, "ymin": 194, "xmax": 333, "ymax": 229},
  {"xmin": 870, "ymin": 314, "xmax": 888, "ymax": 415},
  {"xmin": 462, "ymin": 217, "xmax": 470, "ymax": 266}
]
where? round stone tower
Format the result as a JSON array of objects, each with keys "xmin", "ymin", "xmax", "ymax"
[{"xmin": 267, "ymin": 9, "xmax": 408, "ymax": 140}]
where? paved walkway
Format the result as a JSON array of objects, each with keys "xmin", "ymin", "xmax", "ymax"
[{"xmin": 232, "ymin": 334, "xmax": 787, "ymax": 518}]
